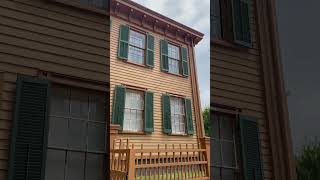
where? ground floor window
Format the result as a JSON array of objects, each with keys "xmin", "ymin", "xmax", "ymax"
[
  {"xmin": 45, "ymin": 86, "xmax": 106, "ymax": 180},
  {"xmin": 123, "ymin": 89, "xmax": 144, "ymax": 132},
  {"xmin": 170, "ymin": 96, "xmax": 186, "ymax": 135},
  {"xmin": 211, "ymin": 112, "xmax": 243, "ymax": 180}
]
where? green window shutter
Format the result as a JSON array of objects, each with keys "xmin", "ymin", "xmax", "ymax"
[
  {"xmin": 146, "ymin": 34, "xmax": 155, "ymax": 68},
  {"xmin": 162, "ymin": 94, "xmax": 171, "ymax": 134},
  {"xmin": 185, "ymin": 98, "xmax": 194, "ymax": 135},
  {"xmin": 144, "ymin": 91, "xmax": 154, "ymax": 133},
  {"xmin": 239, "ymin": 115, "xmax": 263, "ymax": 180},
  {"xmin": 181, "ymin": 47, "xmax": 189, "ymax": 77},
  {"xmin": 232, "ymin": 0, "xmax": 252, "ymax": 47},
  {"xmin": 8, "ymin": 75, "xmax": 51, "ymax": 180},
  {"xmin": 111, "ymin": 85, "xmax": 126, "ymax": 129},
  {"xmin": 118, "ymin": 25, "xmax": 129, "ymax": 60},
  {"xmin": 160, "ymin": 40, "xmax": 169, "ymax": 71}
]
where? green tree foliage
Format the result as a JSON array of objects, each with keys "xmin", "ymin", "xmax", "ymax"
[
  {"xmin": 296, "ymin": 141, "xmax": 320, "ymax": 180},
  {"xmin": 202, "ymin": 107, "xmax": 211, "ymax": 137}
]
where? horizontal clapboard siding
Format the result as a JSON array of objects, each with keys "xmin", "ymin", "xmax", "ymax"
[
  {"xmin": 0, "ymin": 0, "xmax": 109, "ymax": 178},
  {"xmin": 211, "ymin": 0, "xmax": 273, "ymax": 179},
  {"xmin": 110, "ymin": 17, "xmax": 198, "ymax": 148}
]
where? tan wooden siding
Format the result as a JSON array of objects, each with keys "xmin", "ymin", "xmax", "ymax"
[
  {"xmin": 211, "ymin": 0, "xmax": 273, "ymax": 179},
  {"xmin": 0, "ymin": 0, "xmax": 109, "ymax": 177},
  {"xmin": 110, "ymin": 16, "xmax": 199, "ymax": 149}
]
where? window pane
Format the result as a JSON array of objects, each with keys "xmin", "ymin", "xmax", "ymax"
[
  {"xmin": 45, "ymin": 149, "xmax": 65, "ymax": 180},
  {"xmin": 48, "ymin": 117, "xmax": 68, "ymax": 148},
  {"xmin": 123, "ymin": 90, "xmax": 144, "ymax": 132},
  {"xmin": 211, "ymin": 139, "xmax": 222, "ymax": 166},
  {"xmin": 128, "ymin": 46, "xmax": 144, "ymax": 64},
  {"xmin": 221, "ymin": 169, "xmax": 235, "ymax": 180},
  {"xmin": 89, "ymin": 93, "xmax": 105, "ymax": 122},
  {"xmin": 70, "ymin": 90, "xmax": 88, "ymax": 120},
  {"xmin": 129, "ymin": 30, "xmax": 145, "ymax": 48},
  {"xmin": 85, "ymin": 153, "xmax": 105, "ymax": 180},
  {"xmin": 88, "ymin": 122, "xmax": 106, "ymax": 152},
  {"xmin": 50, "ymin": 86, "xmax": 69, "ymax": 116},
  {"xmin": 168, "ymin": 58, "xmax": 180, "ymax": 74},
  {"xmin": 222, "ymin": 141, "xmax": 236, "ymax": 167},
  {"xmin": 66, "ymin": 151, "xmax": 85, "ymax": 180},
  {"xmin": 168, "ymin": 44, "xmax": 180, "ymax": 59},
  {"xmin": 221, "ymin": 116, "xmax": 234, "ymax": 140},
  {"xmin": 68, "ymin": 119, "xmax": 87, "ymax": 150},
  {"xmin": 170, "ymin": 97, "xmax": 185, "ymax": 134}
]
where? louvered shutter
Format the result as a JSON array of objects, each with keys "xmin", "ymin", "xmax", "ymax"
[
  {"xmin": 181, "ymin": 47, "xmax": 189, "ymax": 77},
  {"xmin": 118, "ymin": 25, "xmax": 129, "ymax": 60},
  {"xmin": 211, "ymin": 0, "xmax": 222, "ymax": 39},
  {"xmin": 232, "ymin": 0, "xmax": 252, "ymax": 47},
  {"xmin": 162, "ymin": 94, "xmax": 171, "ymax": 134},
  {"xmin": 111, "ymin": 85, "xmax": 126, "ymax": 129},
  {"xmin": 160, "ymin": 40, "xmax": 169, "ymax": 71},
  {"xmin": 185, "ymin": 98, "xmax": 194, "ymax": 135},
  {"xmin": 8, "ymin": 75, "xmax": 51, "ymax": 180},
  {"xmin": 239, "ymin": 115, "xmax": 263, "ymax": 180},
  {"xmin": 146, "ymin": 34, "xmax": 155, "ymax": 68},
  {"xmin": 144, "ymin": 91, "xmax": 154, "ymax": 133}
]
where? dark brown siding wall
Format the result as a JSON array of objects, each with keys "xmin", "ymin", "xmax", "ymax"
[
  {"xmin": 0, "ymin": 0, "xmax": 109, "ymax": 178},
  {"xmin": 211, "ymin": 0, "xmax": 273, "ymax": 179}
]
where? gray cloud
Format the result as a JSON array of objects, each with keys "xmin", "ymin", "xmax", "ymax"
[{"xmin": 132, "ymin": 0, "xmax": 210, "ymax": 109}]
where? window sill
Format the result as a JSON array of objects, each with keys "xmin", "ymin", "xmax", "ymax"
[
  {"xmin": 162, "ymin": 71, "xmax": 187, "ymax": 78},
  {"xmin": 119, "ymin": 59, "xmax": 153, "ymax": 69},
  {"xmin": 49, "ymin": 0, "xmax": 108, "ymax": 16},
  {"xmin": 120, "ymin": 131, "xmax": 146, "ymax": 135},
  {"xmin": 169, "ymin": 133, "xmax": 189, "ymax": 137},
  {"xmin": 211, "ymin": 39, "xmax": 250, "ymax": 52}
]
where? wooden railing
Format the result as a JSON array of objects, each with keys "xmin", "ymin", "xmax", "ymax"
[{"xmin": 110, "ymin": 139, "xmax": 210, "ymax": 180}]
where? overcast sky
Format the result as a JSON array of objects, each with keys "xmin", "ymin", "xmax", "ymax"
[
  {"xmin": 276, "ymin": 0, "xmax": 320, "ymax": 153},
  {"xmin": 132, "ymin": 0, "xmax": 210, "ymax": 109}
]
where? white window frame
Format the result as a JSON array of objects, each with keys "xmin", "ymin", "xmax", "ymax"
[
  {"xmin": 170, "ymin": 96, "xmax": 186, "ymax": 135},
  {"xmin": 128, "ymin": 29, "xmax": 146, "ymax": 65},
  {"xmin": 168, "ymin": 43, "xmax": 181, "ymax": 74},
  {"xmin": 123, "ymin": 89, "xmax": 145, "ymax": 132}
]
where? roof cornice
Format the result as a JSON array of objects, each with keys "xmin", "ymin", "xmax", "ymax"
[{"xmin": 110, "ymin": 0, "xmax": 204, "ymax": 45}]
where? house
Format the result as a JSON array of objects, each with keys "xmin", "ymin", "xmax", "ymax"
[
  {"xmin": 211, "ymin": 0, "xmax": 297, "ymax": 179},
  {"xmin": 0, "ymin": 0, "xmax": 109, "ymax": 179},
  {"xmin": 109, "ymin": 0, "xmax": 210, "ymax": 179}
]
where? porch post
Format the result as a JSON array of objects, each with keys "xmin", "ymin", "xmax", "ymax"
[
  {"xmin": 200, "ymin": 137, "xmax": 211, "ymax": 177},
  {"xmin": 110, "ymin": 124, "xmax": 120, "ymax": 149}
]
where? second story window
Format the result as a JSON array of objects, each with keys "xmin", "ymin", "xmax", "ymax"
[
  {"xmin": 168, "ymin": 44, "xmax": 181, "ymax": 74},
  {"xmin": 128, "ymin": 30, "xmax": 146, "ymax": 65},
  {"xmin": 160, "ymin": 40, "xmax": 189, "ymax": 77},
  {"xmin": 118, "ymin": 25, "xmax": 155, "ymax": 68},
  {"xmin": 123, "ymin": 89, "xmax": 144, "ymax": 132},
  {"xmin": 211, "ymin": 0, "xmax": 252, "ymax": 47}
]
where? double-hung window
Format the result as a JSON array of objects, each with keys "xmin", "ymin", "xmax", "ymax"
[
  {"xmin": 211, "ymin": 0, "xmax": 252, "ymax": 47},
  {"xmin": 168, "ymin": 44, "xmax": 181, "ymax": 74},
  {"xmin": 170, "ymin": 97, "xmax": 186, "ymax": 134},
  {"xmin": 118, "ymin": 25, "xmax": 155, "ymax": 68},
  {"xmin": 128, "ymin": 30, "xmax": 146, "ymax": 65},
  {"xmin": 46, "ymin": 86, "xmax": 106, "ymax": 180},
  {"xmin": 112, "ymin": 85, "xmax": 154, "ymax": 133},
  {"xmin": 123, "ymin": 90, "xmax": 144, "ymax": 132},
  {"xmin": 211, "ymin": 113, "xmax": 242, "ymax": 180},
  {"xmin": 160, "ymin": 40, "xmax": 189, "ymax": 77}
]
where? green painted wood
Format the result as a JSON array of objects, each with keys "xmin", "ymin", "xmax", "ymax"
[
  {"xmin": 118, "ymin": 25, "xmax": 129, "ymax": 60},
  {"xmin": 240, "ymin": 115, "xmax": 263, "ymax": 180},
  {"xmin": 185, "ymin": 98, "xmax": 194, "ymax": 135},
  {"xmin": 162, "ymin": 94, "xmax": 171, "ymax": 134},
  {"xmin": 144, "ymin": 91, "xmax": 154, "ymax": 133},
  {"xmin": 146, "ymin": 34, "xmax": 155, "ymax": 68},
  {"xmin": 181, "ymin": 47, "xmax": 189, "ymax": 77},
  {"xmin": 160, "ymin": 40, "xmax": 169, "ymax": 71},
  {"xmin": 111, "ymin": 85, "xmax": 126, "ymax": 130},
  {"xmin": 8, "ymin": 75, "xmax": 51, "ymax": 180}
]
